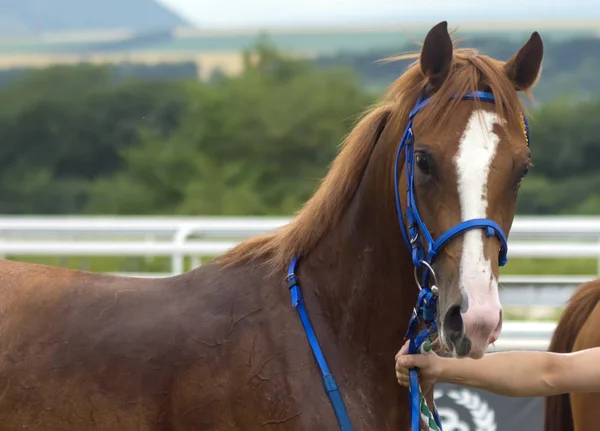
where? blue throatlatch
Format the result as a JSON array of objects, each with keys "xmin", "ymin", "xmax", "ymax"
[{"xmin": 286, "ymin": 90, "xmax": 531, "ymax": 431}]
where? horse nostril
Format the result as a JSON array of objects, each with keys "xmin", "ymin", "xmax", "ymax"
[{"xmin": 443, "ymin": 304, "xmax": 463, "ymax": 336}]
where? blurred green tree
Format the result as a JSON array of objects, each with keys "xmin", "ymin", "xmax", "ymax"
[
  {"xmin": 0, "ymin": 42, "xmax": 599, "ymax": 217},
  {"xmin": 517, "ymin": 99, "xmax": 600, "ymax": 214},
  {"xmin": 0, "ymin": 65, "xmax": 192, "ymax": 213},
  {"xmin": 86, "ymin": 41, "xmax": 373, "ymax": 215}
]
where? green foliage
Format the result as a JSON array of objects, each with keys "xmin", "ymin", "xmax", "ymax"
[
  {"xmin": 86, "ymin": 41, "xmax": 372, "ymax": 215},
  {"xmin": 0, "ymin": 65, "xmax": 192, "ymax": 213},
  {"xmin": 517, "ymin": 99, "xmax": 600, "ymax": 214},
  {"xmin": 0, "ymin": 39, "xmax": 600, "ymax": 221},
  {"xmin": 0, "ymin": 62, "xmax": 200, "ymax": 90}
]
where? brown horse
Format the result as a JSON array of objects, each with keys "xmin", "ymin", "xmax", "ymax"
[
  {"xmin": 0, "ymin": 22, "xmax": 542, "ymax": 430},
  {"xmin": 545, "ymin": 279, "xmax": 600, "ymax": 431}
]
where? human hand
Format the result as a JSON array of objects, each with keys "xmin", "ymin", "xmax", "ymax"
[{"xmin": 395, "ymin": 340, "xmax": 442, "ymax": 394}]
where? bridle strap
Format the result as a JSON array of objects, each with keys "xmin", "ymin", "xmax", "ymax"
[
  {"xmin": 431, "ymin": 218, "xmax": 508, "ymax": 266},
  {"xmin": 285, "ymin": 256, "xmax": 354, "ymax": 431}
]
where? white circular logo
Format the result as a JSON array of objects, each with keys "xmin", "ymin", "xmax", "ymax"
[{"xmin": 433, "ymin": 388, "xmax": 498, "ymax": 431}]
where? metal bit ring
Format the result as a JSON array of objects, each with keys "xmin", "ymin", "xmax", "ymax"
[{"xmin": 413, "ymin": 260, "xmax": 439, "ymax": 293}]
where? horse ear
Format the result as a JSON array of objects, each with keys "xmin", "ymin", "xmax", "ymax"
[
  {"xmin": 504, "ymin": 32, "xmax": 544, "ymax": 91},
  {"xmin": 420, "ymin": 21, "xmax": 453, "ymax": 90}
]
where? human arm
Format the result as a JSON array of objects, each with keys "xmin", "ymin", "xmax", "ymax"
[{"xmin": 395, "ymin": 341, "xmax": 600, "ymax": 397}]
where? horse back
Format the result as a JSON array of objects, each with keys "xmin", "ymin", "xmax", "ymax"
[{"xmin": 0, "ymin": 259, "xmax": 336, "ymax": 430}]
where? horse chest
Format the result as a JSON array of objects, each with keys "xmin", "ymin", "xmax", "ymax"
[{"xmin": 170, "ymin": 320, "xmax": 399, "ymax": 430}]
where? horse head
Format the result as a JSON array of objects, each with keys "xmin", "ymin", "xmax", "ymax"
[{"xmin": 393, "ymin": 21, "xmax": 543, "ymax": 359}]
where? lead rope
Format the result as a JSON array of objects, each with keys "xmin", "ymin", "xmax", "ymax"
[
  {"xmin": 405, "ymin": 261, "xmax": 444, "ymax": 431},
  {"xmin": 416, "ymin": 342, "xmax": 441, "ymax": 431}
]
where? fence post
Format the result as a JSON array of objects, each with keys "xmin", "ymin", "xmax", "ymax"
[
  {"xmin": 172, "ymin": 226, "xmax": 193, "ymax": 275},
  {"xmin": 597, "ymin": 237, "xmax": 600, "ymax": 276}
]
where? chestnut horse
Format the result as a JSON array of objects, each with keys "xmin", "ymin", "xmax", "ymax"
[
  {"xmin": 545, "ymin": 278, "xmax": 600, "ymax": 431},
  {"xmin": 0, "ymin": 22, "xmax": 543, "ymax": 430}
]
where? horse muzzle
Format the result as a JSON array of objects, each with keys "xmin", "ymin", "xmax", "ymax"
[{"xmin": 442, "ymin": 297, "xmax": 503, "ymax": 358}]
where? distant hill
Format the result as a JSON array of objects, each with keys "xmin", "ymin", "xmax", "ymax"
[{"xmin": 0, "ymin": 0, "xmax": 190, "ymax": 35}]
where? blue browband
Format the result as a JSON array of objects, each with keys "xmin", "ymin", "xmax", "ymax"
[{"xmin": 286, "ymin": 90, "xmax": 531, "ymax": 431}]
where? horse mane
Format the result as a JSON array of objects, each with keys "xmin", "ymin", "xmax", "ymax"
[{"xmin": 217, "ymin": 41, "xmax": 530, "ymax": 274}]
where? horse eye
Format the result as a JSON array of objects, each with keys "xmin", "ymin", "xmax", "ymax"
[
  {"xmin": 415, "ymin": 154, "xmax": 431, "ymax": 174},
  {"xmin": 515, "ymin": 164, "xmax": 531, "ymax": 193}
]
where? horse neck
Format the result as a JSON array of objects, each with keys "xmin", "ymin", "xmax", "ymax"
[{"xmin": 300, "ymin": 144, "xmax": 416, "ymax": 366}]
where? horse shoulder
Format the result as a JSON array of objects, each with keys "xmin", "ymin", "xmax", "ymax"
[{"xmin": 169, "ymin": 263, "xmax": 337, "ymax": 429}]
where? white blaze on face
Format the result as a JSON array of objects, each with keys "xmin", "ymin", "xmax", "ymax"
[{"xmin": 453, "ymin": 110, "xmax": 503, "ymax": 353}]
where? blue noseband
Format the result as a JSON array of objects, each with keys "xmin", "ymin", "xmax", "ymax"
[{"xmin": 286, "ymin": 90, "xmax": 531, "ymax": 431}]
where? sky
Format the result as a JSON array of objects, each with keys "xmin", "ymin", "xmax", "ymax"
[{"xmin": 157, "ymin": 0, "xmax": 599, "ymax": 29}]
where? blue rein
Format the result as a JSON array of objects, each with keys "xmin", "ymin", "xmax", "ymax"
[{"xmin": 286, "ymin": 90, "xmax": 530, "ymax": 431}]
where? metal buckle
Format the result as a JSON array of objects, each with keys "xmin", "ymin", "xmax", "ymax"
[
  {"xmin": 285, "ymin": 273, "xmax": 297, "ymax": 289},
  {"xmin": 409, "ymin": 232, "xmax": 419, "ymax": 247}
]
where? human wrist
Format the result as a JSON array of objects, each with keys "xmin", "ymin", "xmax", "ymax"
[
  {"xmin": 424, "ymin": 385, "xmax": 435, "ymax": 406},
  {"xmin": 435, "ymin": 357, "xmax": 452, "ymax": 383}
]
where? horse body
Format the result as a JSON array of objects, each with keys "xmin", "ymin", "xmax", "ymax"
[
  {"xmin": 545, "ymin": 279, "xmax": 600, "ymax": 431},
  {"xmin": 0, "ymin": 22, "xmax": 544, "ymax": 431},
  {"xmin": 0, "ymin": 216, "xmax": 413, "ymax": 430},
  {"xmin": 0, "ymin": 259, "xmax": 325, "ymax": 430}
]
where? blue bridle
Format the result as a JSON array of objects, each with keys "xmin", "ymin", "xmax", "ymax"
[{"xmin": 286, "ymin": 90, "xmax": 530, "ymax": 431}]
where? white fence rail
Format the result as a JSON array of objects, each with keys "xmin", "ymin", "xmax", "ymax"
[
  {"xmin": 491, "ymin": 321, "xmax": 556, "ymax": 351},
  {"xmin": 0, "ymin": 215, "xmax": 592, "ymax": 350},
  {"xmin": 0, "ymin": 215, "xmax": 597, "ymax": 307}
]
